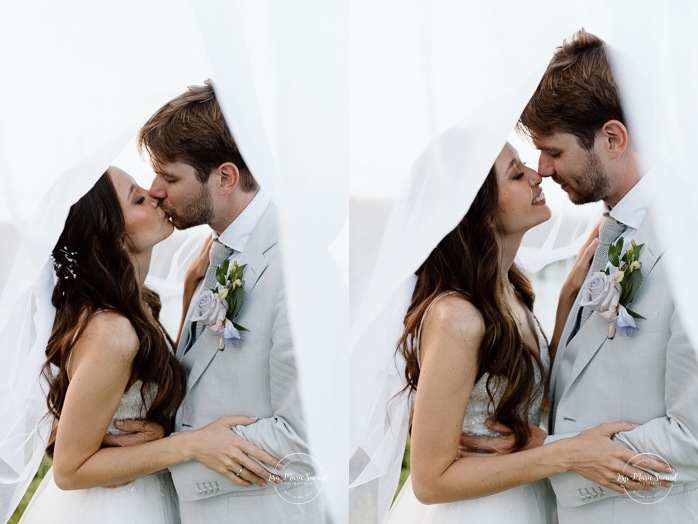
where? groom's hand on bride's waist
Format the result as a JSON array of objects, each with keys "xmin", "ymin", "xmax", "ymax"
[
  {"xmin": 102, "ymin": 419, "xmax": 166, "ymax": 447},
  {"xmin": 457, "ymin": 420, "xmax": 547, "ymax": 458}
]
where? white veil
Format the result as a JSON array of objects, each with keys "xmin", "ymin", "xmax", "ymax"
[
  {"xmin": 0, "ymin": 1, "xmax": 347, "ymax": 522},
  {"xmin": 349, "ymin": 2, "xmax": 698, "ymax": 522}
]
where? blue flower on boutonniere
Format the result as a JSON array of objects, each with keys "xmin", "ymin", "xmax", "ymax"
[
  {"xmin": 580, "ymin": 238, "xmax": 646, "ymax": 339},
  {"xmin": 191, "ymin": 260, "xmax": 249, "ymax": 350}
]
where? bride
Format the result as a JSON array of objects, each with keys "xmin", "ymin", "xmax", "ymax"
[
  {"xmin": 386, "ymin": 142, "xmax": 658, "ymax": 523},
  {"xmin": 18, "ymin": 167, "xmax": 281, "ymax": 523}
]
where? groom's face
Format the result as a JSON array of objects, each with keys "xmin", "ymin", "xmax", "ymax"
[
  {"xmin": 533, "ymin": 132, "xmax": 611, "ymax": 205},
  {"xmin": 148, "ymin": 161, "xmax": 215, "ymax": 230}
]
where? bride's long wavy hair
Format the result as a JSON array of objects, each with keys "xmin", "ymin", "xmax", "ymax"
[
  {"xmin": 397, "ymin": 164, "xmax": 547, "ymax": 451},
  {"xmin": 42, "ymin": 171, "xmax": 186, "ymax": 457}
]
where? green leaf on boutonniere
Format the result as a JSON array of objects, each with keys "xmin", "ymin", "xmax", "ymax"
[
  {"xmin": 216, "ymin": 259, "xmax": 230, "ymax": 287},
  {"xmin": 231, "ymin": 285, "xmax": 245, "ymax": 317},
  {"xmin": 609, "ymin": 238, "xmax": 622, "ymax": 267},
  {"xmin": 626, "ymin": 307, "xmax": 646, "ymax": 320},
  {"xmin": 624, "ymin": 268, "xmax": 643, "ymax": 305},
  {"xmin": 235, "ymin": 263, "xmax": 247, "ymax": 279},
  {"xmin": 232, "ymin": 320, "xmax": 249, "ymax": 332},
  {"xmin": 620, "ymin": 277, "xmax": 630, "ymax": 303},
  {"xmin": 204, "ymin": 258, "xmax": 249, "ymax": 348}
]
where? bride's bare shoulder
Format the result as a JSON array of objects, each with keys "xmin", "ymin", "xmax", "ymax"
[
  {"xmin": 424, "ymin": 293, "xmax": 484, "ymax": 342},
  {"xmin": 78, "ymin": 310, "xmax": 139, "ymax": 360}
]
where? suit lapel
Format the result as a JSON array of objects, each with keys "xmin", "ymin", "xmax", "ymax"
[
  {"xmin": 631, "ymin": 219, "xmax": 663, "ymax": 290},
  {"xmin": 181, "ymin": 330, "xmax": 221, "ymax": 395},
  {"xmin": 176, "ymin": 327, "xmax": 191, "ymax": 359},
  {"xmin": 176, "ymin": 278, "xmax": 204, "ymax": 359},
  {"xmin": 180, "ymin": 204, "xmax": 279, "ymax": 395},
  {"xmin": 234, "ymin": 245, "xmax": 267, "ymax": 313},
  {"xmin": 557, "ymin": 214, "xmax": 664, "ymax": 402},
  {"xmin": 233, "ymin": 203, "xmax": 277, "ymax": 313},
  {"xmin": 548, "ymin": 286, "xmax": 584, "ymax": 417}
]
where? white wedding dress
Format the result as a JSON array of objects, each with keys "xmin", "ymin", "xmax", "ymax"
[
  {"xmin": 387, "ymin": 294, "xmax": 556, "ymax": 523},
  {"xmin": 19, "ymin": 380, "xmax": 180, "ymax": 524}
]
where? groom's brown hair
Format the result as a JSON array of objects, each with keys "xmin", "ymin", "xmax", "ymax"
[
  {"xmin": 138, "ymin": 79, "xmax": 258, "ymax": 192},
  {"xmin": 518, "ymin": 29, "xmax": 626, "ymax": 150}
]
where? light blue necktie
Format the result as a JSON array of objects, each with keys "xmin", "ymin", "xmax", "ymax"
[
  {"xmin": 581, "ymin": 214, "xmax": 627, "ymax": 324},
  {"xmin": 192, "ymin": 239, "xmax": 234, "ymax": 342}
]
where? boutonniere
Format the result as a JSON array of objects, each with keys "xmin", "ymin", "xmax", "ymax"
[
  {"xmin": 580, "ymin": 238, "xmax": 646, "ymax": 338},
  {"xmin": 191, "ymin": 260, "xmax": 249, "ymax": 350}
]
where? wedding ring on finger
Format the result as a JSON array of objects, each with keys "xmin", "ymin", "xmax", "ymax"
[
  {"xmin": 235, "ymin": 467, "xmax": 244, "ymax": 478},
  {"xmin": 618, "ymin": 475, "xmax": 629, "ymax": 488}
]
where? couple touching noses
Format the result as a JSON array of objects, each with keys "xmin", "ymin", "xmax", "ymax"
[
  {"xmin": 20, "ymin": 82, "xmax": 324, "ymax": 524},
  {"xmin": 386, "ymin": 29, "xmax": 697, "ymax": 524},
  {"xmin": 387, "ymin": 139, "xmax": 649, "ymax": 524}
]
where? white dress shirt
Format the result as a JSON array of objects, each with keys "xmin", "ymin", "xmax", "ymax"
[
  {"xmin": 216, "ymin": 187, "xmax": 270, "ymax": 257},
  {"xmin": 606, "ymin": 167, "xmax": 655, "ymax": 250}
]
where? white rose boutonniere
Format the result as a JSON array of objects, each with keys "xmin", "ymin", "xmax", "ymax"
[
  {"xmin": 191, "ymin": 289, "xmax": 228, "ymax": 325},
  {"xmin": 192, "ymin": 259, "xmax": 248, "ymax": 350},
  {"xmin": 579, "ymin": 272, "xmax": 621, "ymax": 316},
  {"xmin": 580, "ymin": 237, "xmax": 645, "ymax": 338}
]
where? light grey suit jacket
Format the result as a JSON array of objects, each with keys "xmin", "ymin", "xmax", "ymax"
[
  {"xmin": 169, "ymin": 204, "xmax": 325, "ymax": 523},
  {"xmin": 547, "ymin": 210, "xmax": 698, "ymax": 522}
]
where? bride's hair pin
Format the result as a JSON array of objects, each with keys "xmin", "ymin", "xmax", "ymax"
[{"xmin": 50, "ymin": 246, "xmax": 78, "ymax": 279}]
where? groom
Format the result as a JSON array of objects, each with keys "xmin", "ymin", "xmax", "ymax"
[
  {"xmin": 463, "ymin": 30, "xmax": 698, "ymax": 521},
  {"xmin": 118, "ymin": 82, "xmax": 324, "ymax": 523}
]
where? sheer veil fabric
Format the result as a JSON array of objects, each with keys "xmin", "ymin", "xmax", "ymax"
[
  {"xmin": 349, "ymin": 2, "xmax": 698, "ymax": 522},
  {"xmin": 0, "ymin": 1, "xmax": 346, "ymax": 522}
]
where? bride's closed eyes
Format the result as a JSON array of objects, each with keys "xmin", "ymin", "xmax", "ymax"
[
  {"xmin": 511, "ymin": 161, "xmax": 527, "ymax": 181},
  {"xmin": 129, "ymin": 184, "xmax": 148, "ymax": 206}
]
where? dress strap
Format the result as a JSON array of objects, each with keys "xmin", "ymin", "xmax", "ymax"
[{"xmin": 415, "ymin": 290, "xmax": 460, "ymax": 369}]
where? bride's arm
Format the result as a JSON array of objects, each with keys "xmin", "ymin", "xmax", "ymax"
[
  {"xmin": 410, "ymin": 296, "xmax": 559, "ymax": 503},
  {"xmin": 410, "ymin": 296, "xmax": 663, "ymax": 504},
  {"xmin": 52, "ymin": 312, "xmax": 279, "ymax": 490}
]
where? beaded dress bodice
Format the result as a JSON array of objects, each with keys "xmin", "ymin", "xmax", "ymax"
[
  {"xmin": 460, "ymin": 324, "xmax": 548, "ymax": 436},
  {"xmin": 106, "ymin": 380, "xmax": 157, "ymax": 435}
]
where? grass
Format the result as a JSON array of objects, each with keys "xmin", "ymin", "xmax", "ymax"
[
  {"xmin": 396, "ymin": 435, "xmax": 410, "ymax": 500},
  {"xmin": 9, "ymin": 456, "xmax": 51, "ymax": 524}
]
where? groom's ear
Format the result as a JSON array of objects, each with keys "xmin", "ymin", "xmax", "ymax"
[
  {"xmin": 217, "ymin": 162, "xmax": 240, "ymax": 195},
  {"xmin": 600, "ymin": 120, "xmax": 629, "ymax": 159}
]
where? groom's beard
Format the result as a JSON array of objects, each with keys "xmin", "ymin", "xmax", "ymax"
[
  {"xmin": 563, "ymin": 150, "xmax": 611, "ymax": 205},
  {"xmin": 162, "ymin": 184, "xmax": 214, "ymax": 230}
]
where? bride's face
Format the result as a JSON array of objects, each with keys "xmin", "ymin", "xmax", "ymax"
[
  {"xmin": 494, "ymin": 143, "xmax": 551, "ymax": 237},
  {"xmin": 108, "ymin": 166, "xmax": 174, "ymax": 254}
]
